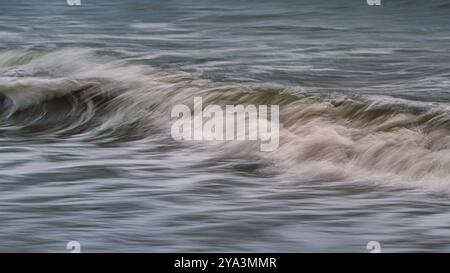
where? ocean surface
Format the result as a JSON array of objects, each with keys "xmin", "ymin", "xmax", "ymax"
[{"xmin": 1, "ymin": 0, "xmax": 450, "ymax": 252}]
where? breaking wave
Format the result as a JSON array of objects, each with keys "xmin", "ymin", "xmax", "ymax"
[{"xmin": 1, "ymin": 49, "xmax": 450, "ymax": 191}]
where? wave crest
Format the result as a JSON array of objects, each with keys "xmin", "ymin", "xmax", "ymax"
[{"xmin": 1, "ymin": 49, "xmax": 450, "ymax": 191}]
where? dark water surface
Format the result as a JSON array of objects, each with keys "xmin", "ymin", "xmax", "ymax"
[{"xmin": 1, "ymin": 0, "xmax": 450, "ymax": 252}]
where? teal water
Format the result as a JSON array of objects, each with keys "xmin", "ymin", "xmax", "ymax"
[{"xmin": 1, "ymin": 0, "xmax": 450, "ymax": 252}]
